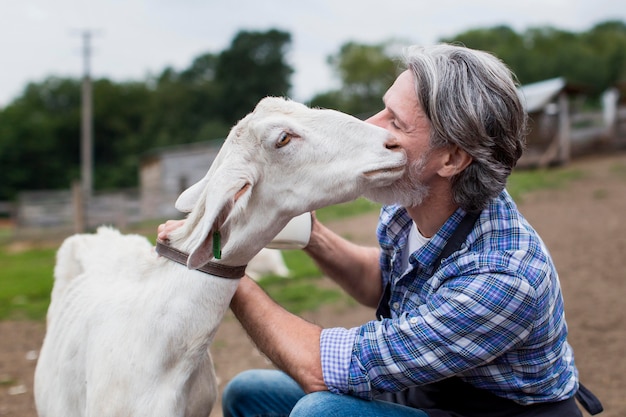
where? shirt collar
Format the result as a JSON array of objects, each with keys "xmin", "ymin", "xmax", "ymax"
[{"xmin": 382, "ymin": 204, "xmax": 469, "ymax": 268}]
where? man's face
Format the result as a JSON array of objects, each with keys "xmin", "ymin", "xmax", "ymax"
[{"xmin": 364, "ymin": 70, "xmax": 436, "ymax": 208}]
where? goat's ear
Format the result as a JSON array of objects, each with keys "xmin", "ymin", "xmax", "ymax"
[
  {"xmin": 186, "ymin": 177, "xmax": 254, "ymax": 270},
  {"xmin": 175, "ymin": 178, "xmax": 209, "ymax": 213},
  {"xmin": 186, "ymin": 202, "xmax": 230, "ymax": 270}
]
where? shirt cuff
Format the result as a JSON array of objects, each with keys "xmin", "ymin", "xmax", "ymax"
[{"xmin": 320, "ymin": 326, "xmax": 358, "ymax": 394}]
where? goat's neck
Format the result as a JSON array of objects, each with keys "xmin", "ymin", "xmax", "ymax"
[
  {"xmin": 228, "ymin": 216, "xmax": 293, "ymax": 264},
  {"xmin": 171, "ymin": 209, "xmax": 295, "ymax": 268},
  {"xmin": 220, "ymin": 210, "xmax": 295, "ymax": 266}
]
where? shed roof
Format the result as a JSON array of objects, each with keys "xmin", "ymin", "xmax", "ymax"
[
  {"xmin": 141, "ymin": 138, "xmax": 225, "ymax": 160},
  {"xmin": 517, "ymin": 77, "xmax": 566, "ymax": 113}
]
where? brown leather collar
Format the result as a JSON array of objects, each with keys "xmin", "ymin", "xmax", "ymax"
[{"xmin": 155, "ymin": 240, "xmax": 246, "ymax": 279}]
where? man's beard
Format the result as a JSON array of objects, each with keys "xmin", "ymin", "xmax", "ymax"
[{"xmin": 364, "ymin": 155, "xmax": 430, "ymax": 208}]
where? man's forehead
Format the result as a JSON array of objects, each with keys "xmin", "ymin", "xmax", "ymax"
[{"xmin": 384, "ymin": 73, "xmax": 420, "ymax": 116}]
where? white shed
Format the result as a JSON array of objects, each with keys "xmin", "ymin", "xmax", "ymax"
[
  {"xmin": 517, "ymin": 77, "xmax": 573, "ymax": 167},
  {"xmin": 139, "ymin": 140, "xmax": 224, "ymax": 220}
]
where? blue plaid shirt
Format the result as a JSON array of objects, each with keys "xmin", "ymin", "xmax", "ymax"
[{"xmin": 320, "ymin": 190, "xmax": 578, "ymax": 404}]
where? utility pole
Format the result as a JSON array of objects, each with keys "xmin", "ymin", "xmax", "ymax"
[
  {"xmin": 80, "ymin": 30, "xmax": 94, "ymax": 202},
  {"xmin": 74, "ymin": 29, "xmax": 99, "ymax": 231}
]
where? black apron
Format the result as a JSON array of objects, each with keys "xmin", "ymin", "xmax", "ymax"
[{"xmin": 374, "ymin": 212, "xmax": 603, "ymax": 416}]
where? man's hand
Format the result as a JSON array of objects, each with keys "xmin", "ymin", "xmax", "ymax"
[{"xmin": 157, "ymin": 219, "xmax": 186, "ymax": 241}]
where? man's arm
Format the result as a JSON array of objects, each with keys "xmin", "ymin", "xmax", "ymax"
[
  {"xmin": 304, "ymin": 214, "xmax": 383, "ymax": 308},
  {"xmin": 230, "ymin": 275, "xmax": 327, "ymax": 393}
]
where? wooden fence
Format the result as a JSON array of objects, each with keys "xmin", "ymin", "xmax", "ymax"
[{"xmin": 12, "ymin": 186, "xmax": 141, "ymax": 240}]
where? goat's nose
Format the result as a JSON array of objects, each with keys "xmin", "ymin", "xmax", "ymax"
[{"xmin": 384, "ymin": 136, "xmax": 401, "ymax": 151}]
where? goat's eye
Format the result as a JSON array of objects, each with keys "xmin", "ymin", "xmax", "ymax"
[{"xmin": 276, "ymin": 132, "xmax": 292, "ymax": 148}]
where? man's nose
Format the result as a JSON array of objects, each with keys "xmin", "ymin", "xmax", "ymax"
[{"xmin": 365, "ymin": 109, "xmax": 386, "ymax": 128}]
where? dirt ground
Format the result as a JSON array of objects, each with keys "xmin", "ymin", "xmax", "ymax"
[{"xmin": 1, "ymin": 152, "xmax": 625, "ymax": 416}]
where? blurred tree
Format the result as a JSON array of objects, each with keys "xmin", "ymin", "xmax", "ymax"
[
  {"xmin": 582, "ymin": 21, "xmax": 626, "ymax": 92},
  {"xmin": 520, "ymin": 27, "xmax": 591, "ymax": 85},
  {"xmin": 439, "ymin": 25, "xmax": 528, "ymax": 80},
  {"xmin": 0, "ymin": 77, "xmax": 156, "ymax": 198},
  {"xmin": 91, "ymin": 79, "xmax": 152, "ymax": 190},
  {"xmin": 310, "ymin": 40, "xmax": 401, "ymax": 115},
  {"xmin": 143, "ymin": 53, "xmax": 231, "ymax": 149},
  {"xmin": 444, "ymin": 21, "xmax": 626, "ymax": 94},
  {"xmin": 215, "ymin": 29, "xmax": 293, "ymax": 123},
  {"xmin": 0, "ymin": 78, "xmax": 81, "ymax": 199}
]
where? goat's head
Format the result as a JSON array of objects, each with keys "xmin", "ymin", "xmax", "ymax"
[{"xmin": 171, "ymin": 97, "xmax": 406, "ymax": 268}]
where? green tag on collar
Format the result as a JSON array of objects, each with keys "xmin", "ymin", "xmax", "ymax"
[{"xmin": 212, "ymin": 231, "xmax": 222, "ymax": 259}]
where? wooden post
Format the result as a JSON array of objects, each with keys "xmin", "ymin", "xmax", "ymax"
[
  {"xmin": 80, "ymin": 30, "xmax": 94, "ymax": 203},
  {"xmin": 72, "ymin": 181, "xmax": 85, "ymax": 233},
  {"xmin": 557, "ymin": 92, "xmax": 571, "ymax": 165}
]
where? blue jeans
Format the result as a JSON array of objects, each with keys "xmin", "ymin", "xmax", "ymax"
[{"xmin": 222, "ymin": 369, "xmax": 429, "ymax": 417}]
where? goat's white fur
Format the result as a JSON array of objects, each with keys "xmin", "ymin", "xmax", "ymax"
[{"xmin": 34, "ymin": 96, "xmax": 406, "ymax": 417}]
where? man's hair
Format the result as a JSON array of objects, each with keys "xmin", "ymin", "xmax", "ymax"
[{"xmin": 402, "ymin": 44, "xmax": 527, "ymax": 211}]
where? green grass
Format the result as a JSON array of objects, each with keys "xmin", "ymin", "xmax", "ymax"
[
  {"xmin": 315, "ymin": 198, "xmax": 381, "ymax": 222},
  {"xmin": 0, "ymin": 167, "xmax": 586, "ymax": 321},
  {"xmin": 0, "ymin": 227, "xmax": 12, "ymax": 242},
  {"xmin": 260, "ymin": 276, "xmax": 344, "ymax": 314},
  {"xmin": 0, "ymin": 247, "xmax": 56, "ymax": 320},
  {"xmin": 609, "ymin": 161, "xmax": 626, "ymax": 178},
  {"xmin": 507, "ymin": 167, "xmax": 584, "ymax": 203},
  {"xmin": 257, "ymin": 250, "xmax": 344, "ymax": 314}
]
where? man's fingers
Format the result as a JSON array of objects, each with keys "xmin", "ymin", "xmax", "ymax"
[{"xmin": 157, "ymin": 219, "xmax": 186, "ymax": 241}]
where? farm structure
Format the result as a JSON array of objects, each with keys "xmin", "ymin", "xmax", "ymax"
[{"xmin": 517, "ymin": 77, "xmax": 626, "ymax": 168}]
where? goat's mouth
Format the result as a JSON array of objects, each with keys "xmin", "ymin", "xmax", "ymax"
[{"xmin": 362, "ymin": 165, "xmax": 405, "ymax": 178}]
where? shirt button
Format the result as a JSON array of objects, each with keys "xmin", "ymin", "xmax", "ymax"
[
  {"xmin": 392, "ymin": 302, "xmax": 400, "ymax": 310},
  {"xmin": 409, "ymin": 317, "xmax": 418, "ymax": 324}
]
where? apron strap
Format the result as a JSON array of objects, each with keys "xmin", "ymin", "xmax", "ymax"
[
  {"xmin": 575, "ymin": 382, "xmax": 604, "ymax": 415},
  {"xmin": 376, "ymin": 210, "xmax": 481, "ymax": 320}
]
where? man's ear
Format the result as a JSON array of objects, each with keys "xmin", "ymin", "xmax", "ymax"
[{"xmin": 437, "ymin": 146, "xmax": 473, "ymax": 178}]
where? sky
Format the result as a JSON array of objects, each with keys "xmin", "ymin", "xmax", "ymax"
[{"xmin": 1, "ymin": 0, "xmax": 625, "ymax": 107}]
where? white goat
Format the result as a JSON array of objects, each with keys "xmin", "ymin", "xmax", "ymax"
[
  {"xmin": 246, "ymin": 248, "xmax": 290, "ymax": 280},
  {"xmin": 34, "ymin": 96, "xmax": 406, "ymax": 417}
]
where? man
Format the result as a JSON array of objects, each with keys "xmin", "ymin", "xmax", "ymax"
[{"xmin": 159, "ymin": 44, "xmax": 601, "ymax": 416}]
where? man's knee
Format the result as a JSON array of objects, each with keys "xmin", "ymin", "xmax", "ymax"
[
  {"xmin": 223, "ymin": 370, "xmax": 306, "ymax": 417},
  {"xmin": 290, "ymin": 391, "xmax": 343, "ymax": 417},
  {"xmin": 222, "ymin": 369, "xmax": 259, "ymax": 403},
  {"xmin": 222, "ymin": 370, "xmax": 257, "ymax": 416},
  {"xmin": 291, "ymin": 391, "xmax": 430, "ymax": 417}
]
